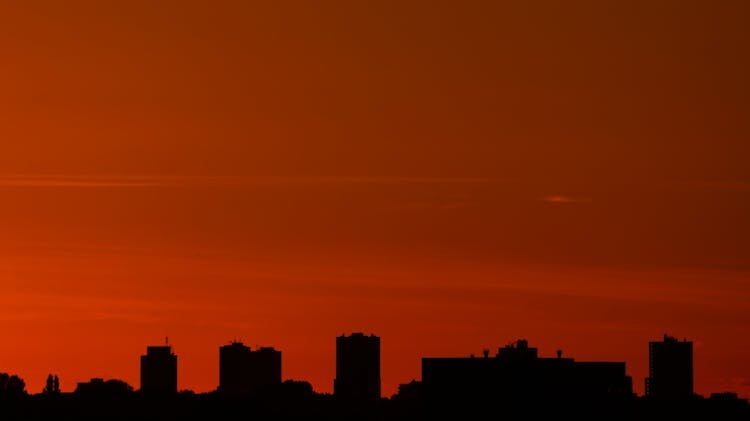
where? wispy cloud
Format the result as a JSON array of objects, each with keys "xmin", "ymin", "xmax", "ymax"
[
  {"xmin": 0, "ymin": 290, "xmax": 241, "ymax": 325},
  {"xmin": 539, "ymin": 194, "xmax": 579, "ymax": 204},
  {"xmin": 719, "ymin": 377, "xmax": 750, "ymax": 398},
  {"xmin": 0, "ymin": 175, "xmax": 170, "ymax": 188},
  {"xmin": 693, "ymin": 181, "xmax": 750, "ymax": 192},
  {"xmin": 0, "ymin": 174, "xmax": 513, "ymax": 188}
]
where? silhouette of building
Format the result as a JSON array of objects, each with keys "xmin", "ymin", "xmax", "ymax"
[
  {"xmin": 422, "ymin": 339, "xmax": 632, "ymax": 409},
  {"xmin": 218, "ymin": 341, "xmax": 282, "ymax": 396},
  {"xmin": 645, "ymin": 334, "xmax": 693, "ymax": 399},
  {"xmin": 140, "ymin": 345, "xmax": 177, "ymax": 395},
  {"xmin": 334, "ymin": 332, "xmax": 381, "ymax": 405},
  {"xmin": 75, "ymin": 378, "xmax": 134, "ymax": 397},
  {"xmin": 391, "ymin": 379, "xmax": 424, "ymax": 407}
]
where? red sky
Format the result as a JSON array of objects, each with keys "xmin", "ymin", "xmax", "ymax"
[{"xmin": 0, "ymin": 0, "xmax": 749, "ymax": 398}]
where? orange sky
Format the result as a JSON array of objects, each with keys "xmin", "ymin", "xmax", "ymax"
[{"xmin": 1, "ymin": 0, "xmax": 749, "ymax": 398}]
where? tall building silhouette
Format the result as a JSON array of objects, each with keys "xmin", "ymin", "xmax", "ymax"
[
  {"xmin": 218, "ymin": 341, "xmax": 282, "ymax": 396},
  {"xmin": 334, "ymin": 332, "xmax": 381, "ymax": 405},
  {"xmin": 140, "ymin": 345, "xmax": 177, "ymax": 395},
  {"xmin": 646, "ymin": 334, "xmax": 693, "ymax": 399}
]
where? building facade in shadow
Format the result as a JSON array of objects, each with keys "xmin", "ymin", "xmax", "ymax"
[
  {"xmin": 334, "ymin": 332, "xmax": 381, "ymax": 406},
  {"xmin": 140, "ymin": 345, "xmax": 177, "ymax": 395},
  {"xmin": 218, "ymin": 341, "xmax": 282, "ymax": 397},
  {"xmin": 646, "ymin": 334, "xmax": 694, "ymax": 400},
  {"xmin": 422, "ymin": 338, "xmax": 633, "ymax": 412}
]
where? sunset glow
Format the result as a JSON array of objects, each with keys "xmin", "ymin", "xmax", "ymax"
[{"xmin": 1, "ymin": 0, "xmax": 749, "ymax": 400}]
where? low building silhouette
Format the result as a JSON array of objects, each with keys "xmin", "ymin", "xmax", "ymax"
[
  {"xmin": 390, "ymin": 379, "xmax": 424, "ymax": 413},
  {"xmin": 645, "ymin": 334, "xmax": 693, "ymax": 400},
  {"xmin": 334, "ymin": 332, "xmax": 381, "ymax": 405},
  {"xmin": 140, "ymin": 345, "xmax": 177, "ymax": 395},
  {"xmin": 218, "ymin": 341, "xmax": 282, "ymax": 396},
  {"xmin": 422, "ymin": 339, "xmax": 633, "ymax": 410}
]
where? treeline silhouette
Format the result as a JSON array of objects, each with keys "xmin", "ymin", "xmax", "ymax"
[{"xmin": 0, "ymin": 333, "xmax": 748, "ymax": 420}]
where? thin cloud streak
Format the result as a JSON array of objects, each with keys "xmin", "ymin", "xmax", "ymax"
[
  {"xmin": 0, "ymin": 290, "xmax": 250, "ymax": 325},
  {"xmin": 540, "ymin": 195, "xmax": 579, "ymax": 204},
  {"xmin": 0, "ymin": 175, "xmax": 168, "ymax": 188},
  {"xmin": 693, "ymin": 181, "xmax": 750, "ymax": 192},
  {"xmin": 0, "ymin": 174, "xmax": 514, "ymax": 188}
]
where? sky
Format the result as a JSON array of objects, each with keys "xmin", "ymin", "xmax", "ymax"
[{"xmin": 0, "ymin": 0, "xmax": 749, "ymax": 398}]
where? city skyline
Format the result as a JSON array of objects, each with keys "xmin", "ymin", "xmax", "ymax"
[
  {"xmin": 4, "ymin": 333, "xmax": 747, "ymax": 421},
  {"xmin": 2, "ymin": 331, "xmax": 739, "ymax": 401}
]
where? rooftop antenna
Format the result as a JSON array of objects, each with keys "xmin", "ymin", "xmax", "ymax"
[{"xmin": 166, "ymin": 336, "xmax": 169, "ymax": 346}]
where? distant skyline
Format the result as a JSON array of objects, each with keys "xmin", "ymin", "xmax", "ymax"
[
  {"xmin": 1, "ymin": 0, "xmax": 749, "ymax": 399},
  {"xmin": 0, "ymin": 331, "xmax": 712, "ymax": 399}
]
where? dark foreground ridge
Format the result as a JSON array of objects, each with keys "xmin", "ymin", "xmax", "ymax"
[
  {"xmin": 1, "ymin": 333, "xmax": 748, "ymax": 420},
  {"xmin": 3, "ymin": 387, "xmax": 749, "ymax": 421}
]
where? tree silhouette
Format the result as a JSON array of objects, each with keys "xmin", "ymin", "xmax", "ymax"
[
  {"xmin": 44, "ymin": 374, "xmax": 53, "ymax": 394},
  {"xmin": 0, "ymin": 372, "xmax": 27, "ymax": 397},
  {"xmin": 43, "ymin": 374, "xmax": 61, "ymax": 395},
  {"xmin": 74, "ymin": 378, "xmax": 134, "ymax": 398}
]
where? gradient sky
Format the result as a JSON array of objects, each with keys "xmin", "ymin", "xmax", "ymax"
[{"xmin": 1, "ymin": 0, "xmax": 749, "ymax": 398}]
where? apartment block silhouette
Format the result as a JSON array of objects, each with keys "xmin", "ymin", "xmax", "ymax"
[
  {"xmin": 218, "ymin": 341, "xmax": 282, "ymax": 396},
  {"xmin": 140, "ymin": 345, "xmax": 177, "ymax": 395},
  {"xmin": 422, "ymin": 339, "xmax": 633, "ymax": 408},
  {"xmin": 646, "ymin": 334, "xmax": 694, "ymax": 399},
  {"xmin": 334, "ymin": 332, "xmax": 381, "ymax": 405}
]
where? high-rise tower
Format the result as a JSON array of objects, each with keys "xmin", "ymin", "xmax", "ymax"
[
  {"xmin": 645, "ymin": 334, "xmax": 693, "ymax": 399},
  {"xmin": 334, "ymin": 332, "xmax": 381, "ymax": 405},
  {"xmin": 140, "ymin": 344, "xmax": 178, "ymax": 395}
]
